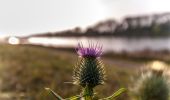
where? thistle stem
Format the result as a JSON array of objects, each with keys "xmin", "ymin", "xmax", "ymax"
[{"xmin": 82, "ymin": 85, "xmax": 93, "ymax": 100}]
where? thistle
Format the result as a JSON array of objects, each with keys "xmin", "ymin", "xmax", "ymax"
[
  {"xmin": 73, "ymin": 42, "xmax": 105, "ymax": 88},
  {"xmin": 132, "ymin": 62, "xmax": 170, "ymax": 100},
  {"xmin": 72, "ymin": 42, "xmax": 105, "ymax": 99},
  {"xmin": 46, "ymin": 42, "xmax": 125, "ymax": 100}
]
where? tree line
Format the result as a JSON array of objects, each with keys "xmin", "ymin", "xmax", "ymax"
[{"xmin": 31, "ymin": 12, "xmax": 170, "ymax": 37}]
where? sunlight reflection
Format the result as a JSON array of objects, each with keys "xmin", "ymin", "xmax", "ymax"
[
  {"xmin": 8, "ymin": 36, "xmax": 20, "ymax": 45},
  {"xmin": 149, "ymin": 61, "xmax": 167, "ymax": 71},
  {"xmin": 28, "ymin": 37, "xmax": 78, "ymax": 47}
]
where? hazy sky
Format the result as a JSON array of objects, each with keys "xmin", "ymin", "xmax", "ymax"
[{"xmin": 0, "ymin": 0, "xmax": 170, "ymax": 36}]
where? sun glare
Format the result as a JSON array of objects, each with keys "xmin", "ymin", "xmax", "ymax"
[
  {"xmin": 149, "ymin": 61, "xmax": 167, "ymax": 71},
  {"xmin": 8, "ymin": 36, "xmax": 20, "ymax": 45}
]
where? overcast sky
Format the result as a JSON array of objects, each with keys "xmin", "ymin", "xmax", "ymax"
[{"xmin": 0, "ymin": 0, "xmax": 170, "ymax": 36}]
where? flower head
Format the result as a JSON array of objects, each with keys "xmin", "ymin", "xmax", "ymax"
[{"xmin": 76, "ymin": 42, "xmax": 102, "ymax": 58}]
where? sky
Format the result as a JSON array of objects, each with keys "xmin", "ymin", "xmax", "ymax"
[{"xmin": 0, "ymin": 0, "xmax": 170, "ymax": 36}]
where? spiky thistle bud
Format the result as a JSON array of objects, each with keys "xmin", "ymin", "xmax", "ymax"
[
  {"xmin": 46, "ymin": 42, "xmax": 125, "ymax": 100},
  {"xmin": 73, "ymin": 42, "xmax": 106, "ymax": 88}
]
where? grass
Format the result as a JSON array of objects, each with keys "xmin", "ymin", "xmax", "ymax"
[{"xmin": 0, "ymin": 44, "xmax": 152, "ymax": 100}]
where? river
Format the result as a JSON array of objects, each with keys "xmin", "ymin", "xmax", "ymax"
[{"xmin": 27, "ymin": 37, "xmax": 170, "ymax": 53}]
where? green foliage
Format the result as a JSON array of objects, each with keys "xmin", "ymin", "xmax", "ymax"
[
  {"xmin": 100, "ymin": 88, "xmax": 126, "ymax": 100},
  {"xmin": 45, "ymin": 88, "xmax": 63, "ymax": 100},
  {"xmin": 46, "ymin": 87, "xmax": 84, "ymax": 100},
  {"xmin": 133, "ymin": 71, "xmax": 169, "ymax": 100},
  {"xmin": 46, "ymin": 87, "xmax": 126, "ymax": 100}
]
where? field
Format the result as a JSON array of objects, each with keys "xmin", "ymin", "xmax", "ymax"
[{"xmin": 0, "ymin": 44, "xmax": 166, "ymax": 100}]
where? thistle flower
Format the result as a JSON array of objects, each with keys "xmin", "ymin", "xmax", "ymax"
[
  {"xmin": 46, "ymin": 42, "xmax": 125, "ymax": 100},
  {"xmin": 76, "ymin": 42, "xmax": 102, "ymax": 58},
  {"xmin": 73, "ymin": 42, "xmax": 105, "ymax": 88}
]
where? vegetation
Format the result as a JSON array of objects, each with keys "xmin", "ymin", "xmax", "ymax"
[
  {"xmin": 30, "ymin": 12, "xmax": 170, "ymax": 37},
  {"xmin": 132, "ymin": 68, "xmax": 170, "ymax": 100},
  {"xmin": 0, "ymin": 44, "xmax": 169, "ymax": 100},
  {"xmin": 0, "ymin": 44, "xmax": 137, "ymax": 100}
]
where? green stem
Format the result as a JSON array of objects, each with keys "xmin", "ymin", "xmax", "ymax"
[{"xmin": 82, "ymin": 85, "xmax": 93, "ymax": 100}]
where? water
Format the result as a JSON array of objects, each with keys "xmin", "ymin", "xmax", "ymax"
[{"xmin": 27, "ymin": 37, "xmax": 170, "ymax": 53}]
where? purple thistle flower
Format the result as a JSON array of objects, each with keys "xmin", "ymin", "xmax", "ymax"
[{"xmin": 76, "ymin": 42, "xmax": 103, "ymax": 58}]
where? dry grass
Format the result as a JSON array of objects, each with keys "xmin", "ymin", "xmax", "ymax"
[{"xmin": 0, "ymin": 44, "xmax": 144, "ymax": 100}]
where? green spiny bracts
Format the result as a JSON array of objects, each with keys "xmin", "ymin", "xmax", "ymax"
[{"xmin": 73, "ymin": 57, "xmax": 106, "ymax": 88}]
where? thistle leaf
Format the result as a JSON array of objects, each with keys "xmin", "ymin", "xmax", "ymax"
[
  {"xmin": 65, "ymin": 94, "xmax": 89, "ymax": 100},
  {"xmin": 100, "ymin": 88, "xmax": 126, "ymax": 100},
  {"xmin": 45, "ymin": 88, "xmax": 63, "ymax": 100},
  {"xmin": 65, "ymin": 95, "xmax": 82, "ymax": 100}
]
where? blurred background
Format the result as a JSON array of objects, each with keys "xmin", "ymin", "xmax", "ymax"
[{"xmin": 0, "ymin": 0, "xmax": 170, "ymax": 100}]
